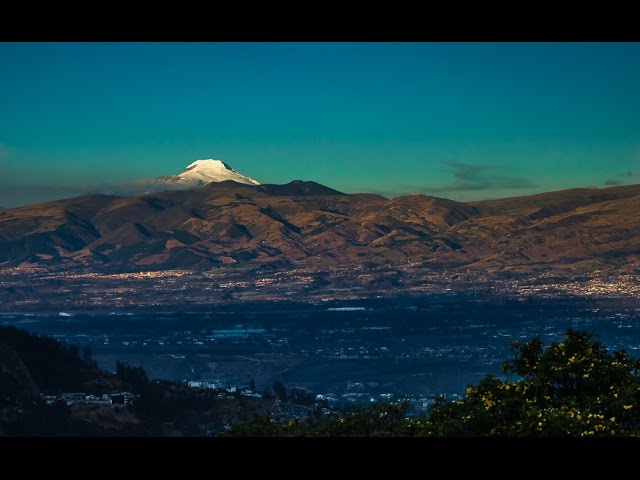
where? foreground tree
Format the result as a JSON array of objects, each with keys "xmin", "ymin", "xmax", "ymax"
[
  {"xmin": 224, "ymin": 330, "xmax": 640, "ymax": 437},
  {"xmin": 426, "ymin": 329, "xmax": 640, "ymax": 436}
]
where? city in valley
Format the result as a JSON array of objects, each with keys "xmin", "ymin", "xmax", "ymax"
[
  {"xmin": 3, "ymin": 263, "xmax": 640, "ymax": 422},
  {"xmin": 2, "ymin": 262, "xmax": 639, "ymax": 310}
]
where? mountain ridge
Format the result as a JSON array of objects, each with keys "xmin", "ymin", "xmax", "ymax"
[{"xmin": 1, "ymin": 179, "xmax": 640, "ymax": 274}]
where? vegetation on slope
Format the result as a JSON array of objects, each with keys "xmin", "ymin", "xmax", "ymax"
[
  {"xmin": 0, "ymin": 325, "xmax": 107, "ymax": 395},
  {"xmin": 0, "ymin": 326, "xmax": 274, "ymax": 436},
  {"xmin": 3, "ymin": 325, "xmax": 639, "ymax": 436},
  {"xmin": 225, "ymin": 330, "xmax": 640, "ymax": 437}
]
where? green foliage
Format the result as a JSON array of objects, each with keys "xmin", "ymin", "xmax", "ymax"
[
  {"xmin": 4, "ymin": 327, "xmax": 640, "ymax": 437},
  {"xmin": 223, "ymin": 401, "xmax": 412, "ymax": 437},
  {"xmin": 426, "ymin": 329, "xmax": 640, "ymax": 437},
  {"xmin": 0, "ymin": 326, "xmax": 275, "ymax": 436},
  {"xmin": 225, "ymin": 330, "xmax": 640, "ymax": 437}
]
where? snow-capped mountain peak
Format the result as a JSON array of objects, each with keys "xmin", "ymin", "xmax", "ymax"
[
  {"xmin": 152, "ymin": 158, "xmax": 260, "ymax": 189},
  {"xmin": 177, "ymin": 159, "xmax": 260, "ymax": 185}
]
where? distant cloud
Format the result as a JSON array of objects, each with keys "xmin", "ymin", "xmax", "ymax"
[
  {"xmin": 387, "ymin": 161, "xmax": 536, "ymax": 198},
  {"xmin": 602, "ymin": 171, "xmax": 635, "ymax": 188},
  {"xmin": 347, "ymin": 187, "xmax": 392, "ymax": 199},
  {"xmin": 0, "ymin": 183, "xmax": 89, "ymax": 208},
  {"xmin": 604, "ymin": 179, "xmax": 622, "ymax": 186},
  {"xmin": 347, "ymin": 161, "xmax": 537, "ymax": 200},
  {"xmin": 0, "ymin": 177, "xmax": 211, "ymax": 208},
  {"xmin": 80, "ymin": 178, "xmax": 199, "ymax": 197},
  {"xmin": 115, "ymin": 177, "xmax": 204, "ymax": 195},
  {"xmin": 437, "ymin": 161, "xmax": 535, "ymax": 191}
]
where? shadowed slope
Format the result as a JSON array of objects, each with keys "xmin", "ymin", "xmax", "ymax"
[{"xmin": 1, "ymin": 182, "xmax": 639, "ymax": 273}]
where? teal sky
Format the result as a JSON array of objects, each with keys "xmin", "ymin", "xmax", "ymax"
[{"xmin": 1, "ymin": 42, "xmax": 639, "ymax": 207}]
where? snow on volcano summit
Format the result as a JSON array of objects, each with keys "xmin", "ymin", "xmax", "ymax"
[
  {"xmin": 176, "ymin": 159, "xmax": 260, "ymax": 185},
  {"xmin": 77, "ymin": 159, "xmax": 261, "ymax": 197},
  {"xmin": 149, "ymin": 158, "xmax": 261, "ymax": 190}
]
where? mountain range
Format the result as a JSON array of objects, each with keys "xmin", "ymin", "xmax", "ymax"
[{"xmin": 1, "ymin": 160, "xmax": 640, "ymax": 274}]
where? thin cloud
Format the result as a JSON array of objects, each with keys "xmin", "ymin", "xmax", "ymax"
[
  {"xmin": 434, "ymin": 161, "xmax": 536, "ymax": 192},
  {"xmin": 345, "ymin": 186, "xmax": 393, "ymax": 198},
  {"xmin": 0, "ymin": 177, "xmax": 213, "ymax": 208},
  {"xmin": 77, "ymin": 177, "xmax": 212, "ymax": 198},
  {"xmin": 603, "ymin": 171, "xmax": 634, "ymax": 187},
  {"xmin": 388, "ymin": 161, "xmax": 536, "ymax": 198},
  {"xmin": 0, "ymin": 183, "xmax": 91, "ymax": 208}
]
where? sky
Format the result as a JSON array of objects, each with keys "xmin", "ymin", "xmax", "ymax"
[{"xmin": 1, "ymin": 42, "xmax": 639, "ymax": 207}]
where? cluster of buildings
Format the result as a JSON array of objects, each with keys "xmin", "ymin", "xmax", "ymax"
[
  {"xmin": 512, "ymin": 275, "xmax": 640, "ymax": 298},
  {"xmin": 43, "ymin": 392, "xmax": 136, "ymax": 407},
  {"xmin": 186, "ymin": 380, "xmax": 263, "ymax": 398}
]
